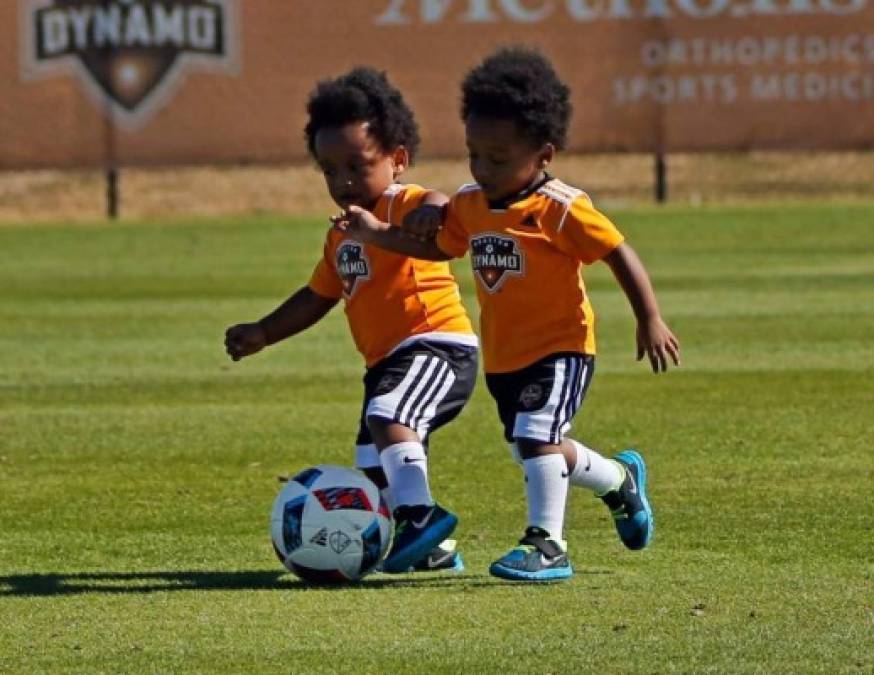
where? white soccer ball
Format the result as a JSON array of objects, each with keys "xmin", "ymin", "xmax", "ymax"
[{"xmin": 270, "ymin": 465, "xmax": 392, "ymax": 582}]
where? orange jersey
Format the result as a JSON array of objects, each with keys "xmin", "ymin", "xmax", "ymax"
[
  {"xmin": 309, "ymin": 183, "xmax": 475, "ymax": 367},
  {"xmin": 436, "ymin": 179, "xmax": 624, "ymax": 373}
]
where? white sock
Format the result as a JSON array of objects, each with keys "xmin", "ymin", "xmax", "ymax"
[
  {"xmin": 380, "ymin": 441, "xmax": 433, "ymax": 508},
  {"xmin": 522, "ymin": 454, "xmax": 569, "ymax": 541},
  {"xmin": 567, "ymin": 439, "xmax": 624, "ymax": 495}
]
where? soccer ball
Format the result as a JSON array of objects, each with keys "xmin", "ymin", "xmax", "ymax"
[{"xmin": 270, "ymin": 465, "xmax": 392, "ymax": 582}]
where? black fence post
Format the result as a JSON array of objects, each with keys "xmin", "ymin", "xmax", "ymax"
[
  {"xmin": 655, "ymin": 153, "xmax": 667, "ymax": 204},
  {"xmin": 106, "ymin": 168, "xmax": 119, "ymax": 219}
]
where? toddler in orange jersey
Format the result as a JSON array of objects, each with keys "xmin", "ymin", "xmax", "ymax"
[
  {"xmin": 335, "ymin": 48, "xmax": 681, "ymax": 582},
  {"xmin": 225, "ymin": 68, "xmax": 477, "ymax": 575}
]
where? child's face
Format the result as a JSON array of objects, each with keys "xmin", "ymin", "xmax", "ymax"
[
  {"xmin": 464, "ymin": 114, "xmax": 554, "ymax": 202},
  {"xmin": 313, "ymin": 121, "xmax": 407, "ymax": 211}
]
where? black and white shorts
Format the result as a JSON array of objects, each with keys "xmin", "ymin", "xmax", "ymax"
[
  {"xmin": 354, "ymin": 338, "xmax": 478, "ymax": 469},
  {"xmin": 485, "ymin": 352, "xmax": 594, "ymax": 445}
]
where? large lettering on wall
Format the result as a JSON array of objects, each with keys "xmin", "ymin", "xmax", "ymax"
[
  {"xmin": 1, "ymin": 0, "xmax": 871, "ymax": 169},
  {"xmin": 376, "ymin": 0, "xmax": 868, "ymax": 23}
]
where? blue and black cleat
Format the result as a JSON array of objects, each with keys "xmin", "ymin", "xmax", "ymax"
[
  {"xmin": 411, "ymin": 539, "xmax": 465, "ymax": 573},
  {"xmin": 601, "ymin": 449, "xmax": 654, "ymax": 550},
  {"xmin": 488, "ymin": 527, "xmax": 573, "ymax": 582},
  {"xmin": 381, "ymin": 503, "xmax": 458, "ymax": 574}
]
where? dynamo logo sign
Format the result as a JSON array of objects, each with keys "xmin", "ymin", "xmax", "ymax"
[{"xmin": 22, "ymin": 0, "xmax": 239, "ymax": 129}]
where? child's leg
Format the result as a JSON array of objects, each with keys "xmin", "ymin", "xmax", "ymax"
[
  {"xmin": 354, "ymin": 377, "xmax": 427, "ymax": 513},
  {"xmin": 490, "ymin": 353, "xmax": 599, "ymax": 542},
  {"xmin": 485, "ymin": 354, "xmax": 591, "ymax": 580},
  {"xmin": 366, "ymin": 341, "xmax": 477, "ymax": 509},
  {"xmin": 354, "ymin": 390, "xmax": 462, "ymax": 573},
  {"xmin": 515, "ymin": 438, "xmax": 654, "ymax": 551},
  {"xmin": 564, "ymin": 438, "xmax": 624, "ymax": 494},
  {"xmin": 510, "ymin": 438, "xmax": 624, "ymax": 554},
  {"xmin": 513, "ymin": 442, "xmax": 569, "ymax": 541},
  {"xmin": 517, "ymin": 438, "xmax": 624, "ymax": 498},
  {"xmin": 363, "ymin": 340, "xmax": 477, "ymax": 573},
  {"xmin": 355, "ymin": 427, "xmax": 443, "ymax": 516},
  {"xmin": 497, "ymin": 353, "xmax": 651, "ymax": 551},
  {"xmin": 353, "ymin": 401, "xmax": 392, "ymax": 505},
  {"xmin": 369, "ymin": 419, "xmax": 432, "ymax": 509}
]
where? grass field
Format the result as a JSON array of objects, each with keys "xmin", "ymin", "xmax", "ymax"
[{"xmin": 1, "ymin": 204, "xmax": 872, "ymax": 673}]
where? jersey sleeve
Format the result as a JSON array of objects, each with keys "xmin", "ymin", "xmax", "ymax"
[
  {"xmin": 385, "ymin": 184, "xmax": 428, "ymax": 226},
  {"xmin": 434, "ymin": 199, "xmax": 469, "ymax": 259},
  {"xmin": 550, "ymin": 195, "xmax": 625, "ymax": 264},
  {"xmin": 307, "ymin": 235, "xmax": 343, "ymax": 299}
]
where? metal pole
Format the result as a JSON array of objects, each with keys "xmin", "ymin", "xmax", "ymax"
[
  {"xmin": 106, "ymin": 168, "xmax": 119, "ymax": 219},
  {"xmin": 101, "ymin": 8, "xmax": 118, "ymax": 221},
  {"xmin": 654, "ymin": 152, "xmax": 667, "ymax": 204}
]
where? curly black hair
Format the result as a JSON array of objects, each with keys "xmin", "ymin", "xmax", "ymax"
[
  {"xmin": 461, "ymin": 47, "xmax": 571, "ymax": 150},
  {"xmin": 304, "ymin": 67, "xmax": 420, "ymax": 162}
]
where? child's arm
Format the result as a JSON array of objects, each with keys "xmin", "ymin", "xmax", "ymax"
[
  {"xmin": 402, "ymin": 191, "xmax": 448, "ymax": 240},
  {"xmin": 224, "ymin": 286, "xmax": 338, "ymax": 361},
  {"xmin": 332, "ymin": 205, "xmax": 452, "ymax": 261},
  {"xmin": 603, "ymin": 243, "xmax": 681, "ymax": 373}
]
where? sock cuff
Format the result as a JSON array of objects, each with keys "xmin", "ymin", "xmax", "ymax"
[
  {"xmin": 522, "ymin": 453, "xmax": 568, "ymax": 471},
  {"xmin": 596, "ymin": 460, "xmax": 626, "ymax": 496},
  {"xmin": 354, "ymin": 443, "xmax": 380, "ymax": 470},
  {"xmin": 567, "ymin": 438, "xmax": 625, "ymax": 494},
  {"xmin": 568, "ymin": 438, "xmax": 588, "ymax": 477},
  {"xmin": 381, "ymin": 441, "xmax": 426, "ymax": 463},
  {"xmin": 380, "ymin": 441, "xmax": 431, "ymax": 509},
  {"xmin": 522, "ymin": 453, "xmax": 569, "ymax": 541},
  {"xmin": 568, "ymin": 438, "xmax": 585, "ymax": 457}
]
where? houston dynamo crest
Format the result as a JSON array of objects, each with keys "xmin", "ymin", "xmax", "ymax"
[
  {"xmin": 22, "ymin": 0, "xmax": 238, "ymax": 128},
  {"xmin": 336, "ymin": 241, "xmax": 372, "ymax": 298},
  {"xmin": 470, "ymin": 233, "xmax": 524, "ymax": 292}
]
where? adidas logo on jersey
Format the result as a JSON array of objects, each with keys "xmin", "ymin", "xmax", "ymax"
[
  {"xmin": 470, "ymin": 234, "xmax": 524, "ymax": 292},
  {"xmin": 336, "ymin": 241, "xmax": 371, "ymax": 297}
]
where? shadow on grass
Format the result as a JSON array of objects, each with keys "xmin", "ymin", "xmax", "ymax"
[{"xmin": 0, "ymin": 570, "xmax": 528, "ymax": 596}]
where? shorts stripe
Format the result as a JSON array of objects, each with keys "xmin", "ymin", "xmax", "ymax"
[
  {"xmin": 554, "ymin": 356, "xmax": 584, "ymax": 441},
  {"xmin": 404, "ymin": 360, "xmax": 446, "ymax": 427},
  {"xmin": 368, "ymin": 354, "xmax": 430, "ymax": 421},
  {"xmin": 512, "ymin": 358, "xmax": 567, "ymax": 443},
  {"xmin": 570, "ymin": 359, "xmax": 587, "ymax": 420},
  {"xmin": 549, "ymin": 356, "xmax": 576, "ymax": 442},
  {"xmin": 398, "ymin": 356, "xmax": 442, "ymax": 425},
  {"xmin": 549, "ymin": 357, "xmax": 569, "ymax": 441},
  {"xmin": 359, "ymin": 340, "xmax": 478, "ymax": 447},
  {"xmin": 409, "ymin": 360, "xmax": 451, "ymax": 428},
  {"xmin": 413, "ymin": 365, "xmax": 456, "ymax": 437},
  {"xmin": 486, "ymin": 353, "xmax": 594, "ymax": 445}
]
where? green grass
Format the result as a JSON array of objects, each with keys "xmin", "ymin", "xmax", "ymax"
[{"xmin": 1, "ymin": 204, "xmax": 872, "ymax": 673}]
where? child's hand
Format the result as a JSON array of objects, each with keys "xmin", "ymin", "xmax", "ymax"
[
  {"xmin": 225, "ymin": 322, "xmax": 267, "ymax": 361},
  {"xmin": 402, "ymin": 204, "xmax": 444, "ymax": 240},
  {"xmin": 636, "ymin": 316, "xmax": 681, "ymax": 373},
  {"xmin": 330, "ymin": 205, "xmax": 387, "ymax": 242}
]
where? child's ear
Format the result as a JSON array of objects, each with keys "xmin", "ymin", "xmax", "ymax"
[
  {"xmin": 539, "ymin": 143, "xmax": 556, "ymax": 169},
  {"xmin": 391, "ymin": 146, "xmax": 409, "ymax": 177}
]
